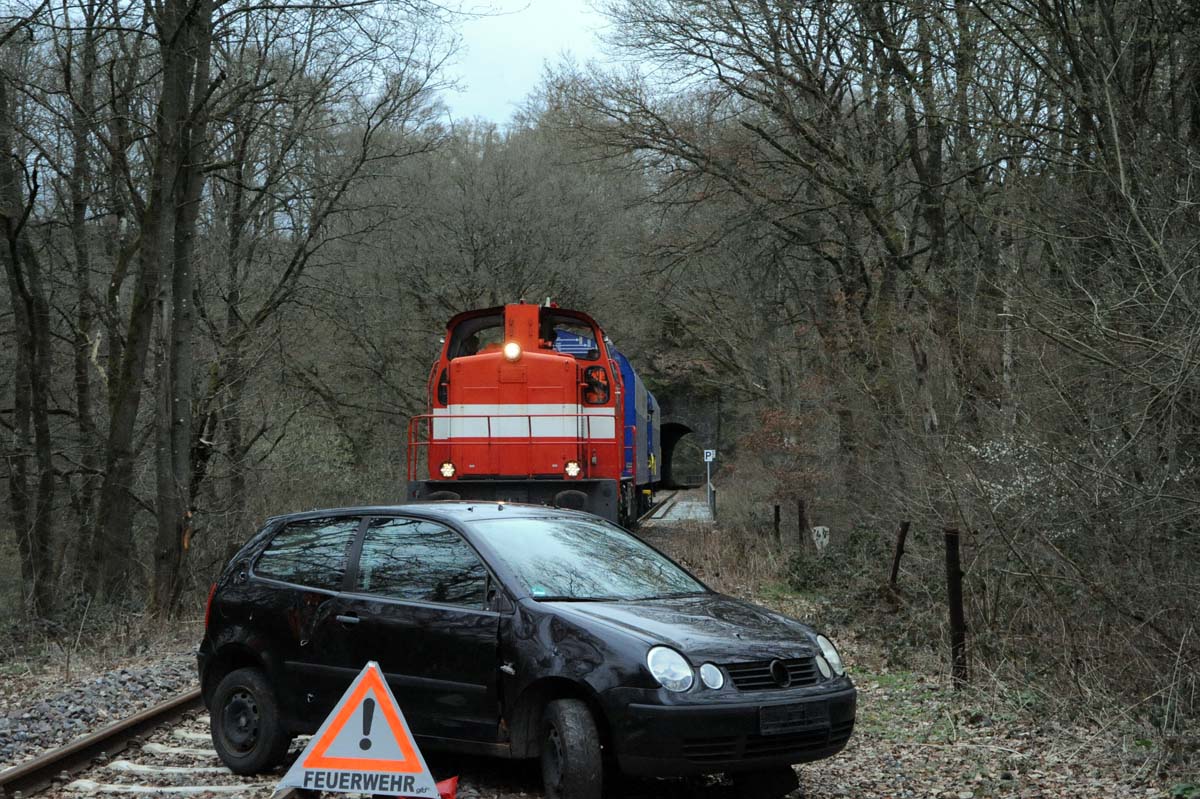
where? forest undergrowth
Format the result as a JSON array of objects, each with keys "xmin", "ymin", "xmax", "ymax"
[{"xmin": 640, "ymin": 500, "xmax": 1199, "ymax": 798}]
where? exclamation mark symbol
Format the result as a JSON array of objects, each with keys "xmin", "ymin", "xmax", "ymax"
[{"xmin": 359, "ymin": 698, "xmax": 375, "ymax": 750}]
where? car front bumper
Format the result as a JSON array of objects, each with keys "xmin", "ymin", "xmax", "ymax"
[{"xmin": 606, "ymin": 684, "xmax": 856, "ymax": 776}]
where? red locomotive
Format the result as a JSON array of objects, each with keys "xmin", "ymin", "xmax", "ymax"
[{"xmin": 405, "ymin": 303, "xmax": 660, "ymax": 525}]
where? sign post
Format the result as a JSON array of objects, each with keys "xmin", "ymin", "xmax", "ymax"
[
  {"xmin": 703, "ymin": 449, "xmax": 716, "ymax": 518},
  {"xmin": 276, "ymin": 661, "xmax": 449, "ymax": 797}
]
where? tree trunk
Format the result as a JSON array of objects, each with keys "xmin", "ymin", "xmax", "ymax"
[
  {"xmin": 220, "ymin": 114, "xmax": 250, "ymax": 556},
  {"xmin": 3, "ymin": 234, "xmax": 34, "ymax": 609},
  {"xmin": 0, "ymin": 73, "xmax": 57, "ymax": 617},
  {"xmin": 91, "ymin": 0, "xmax": 207, "ymax": 600},
  {"xmin": 69, "ymin": 11, "xmax": 100, "ymax": 580},
  {"xmin": 90, "ymin": 184, "xmax": 170, "ymax": 597},
  {"xmin": 889, "ymin": 520, "xmax": 910, "ymax": 590},
  {"xmin": 92, "ymin": 0, "xmax": 217, "ymax": 597},
  {"xmin": 152, "ymin": 0, "xmax": 214, "ymax": 616},
  {"xmin": 153, "ymin": 310, "xmax": 174, "ymax": 607}
]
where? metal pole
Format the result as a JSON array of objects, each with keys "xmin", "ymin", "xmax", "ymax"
[{"xmin": 706, "ymin": 458, "xmax": 712, "ymax": 517}]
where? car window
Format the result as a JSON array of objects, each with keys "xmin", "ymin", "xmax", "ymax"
[
  {"xmin": 355, "ymin": 518, "xmax": 487, "ymax": 608},
  {"xmin": 470, "ymin": 517, "xmax": 706, "ymax": 601},
  {"xmin": 255, "ymin": 517, "xmax": 360, "ymax": 591}
]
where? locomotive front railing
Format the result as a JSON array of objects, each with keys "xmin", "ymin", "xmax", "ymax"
[
  {"xmin": 624, "ymin": 424, "xmax": 636, "ymax": 481},
  {"xmin": 406, "ymin": 413, "xmax": 625, "ymax": 481}
]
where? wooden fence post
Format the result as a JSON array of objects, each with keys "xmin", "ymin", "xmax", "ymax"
[
  {"xmin": 889, "ymin": 521, "xmax": 910, "ymax": 590},
  {"xmin": 797, "ymin": 497, "xmax": 810, "ymax": 551},
  {"xmin": 944, "ymin": 528, "xmax": 968, "ymax": 687},
  {"xmin": 773, "ymin": 504, "xmax": 781, "ymax": 542}
]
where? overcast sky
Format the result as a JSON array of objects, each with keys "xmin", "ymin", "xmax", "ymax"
[{"xmin": 443, "ymin": 0, "xmax": 611, "ymax": 123}]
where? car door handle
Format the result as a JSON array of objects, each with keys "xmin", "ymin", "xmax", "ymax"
[{"xmin": 335, "ymin": 614, "xmax": 360, "ymax": 626}]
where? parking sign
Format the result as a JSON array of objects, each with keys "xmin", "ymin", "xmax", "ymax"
[{"xmin": 704, "ymin": 449, "xmax": 716, "ymax": 462}]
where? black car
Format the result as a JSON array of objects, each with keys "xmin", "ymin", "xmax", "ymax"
[{"xmin": 198, "ymin": 503, "xmax": 855, "ymax": 798}]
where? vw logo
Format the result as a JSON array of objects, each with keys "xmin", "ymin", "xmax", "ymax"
[{"xmin": 769, "ymin": 659, "xmax": 791, "ymax": 688}]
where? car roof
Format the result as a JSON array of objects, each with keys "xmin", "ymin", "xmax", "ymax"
[{"xmin": 263, "ymin": 501, "xmax": 598, "ymax": 527}]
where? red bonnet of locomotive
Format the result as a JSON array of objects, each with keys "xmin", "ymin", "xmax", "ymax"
[{"xmin": 406, "ymin": 303, "xmax": 631, "ymax": 518}]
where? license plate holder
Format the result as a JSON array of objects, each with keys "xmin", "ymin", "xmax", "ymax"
[{"xmin": 759, "ymin": 701, "xmax": 829, "ymax": 735}]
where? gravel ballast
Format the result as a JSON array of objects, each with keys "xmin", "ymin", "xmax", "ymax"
[{"xmin": 0, "ymin": 653, "xmax": 196, "ymax": 771}]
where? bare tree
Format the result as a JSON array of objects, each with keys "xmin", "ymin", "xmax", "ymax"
[{"xmin": 1, "ymin": 55, "xmax": 56, "ymax": 617}]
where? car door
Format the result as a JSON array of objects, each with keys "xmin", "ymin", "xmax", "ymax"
[
  {"xmin": 249, "ymin": 514, "xmax": 365, "ymax": 725},
  {"xmin": 339, "ymin": 516, "xmax": 501, "ymax": 743}
]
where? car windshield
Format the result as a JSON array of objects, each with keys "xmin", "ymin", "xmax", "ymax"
[{"xmin": 470, "ymin": 517, "xmax": 707, "ymax": 601}]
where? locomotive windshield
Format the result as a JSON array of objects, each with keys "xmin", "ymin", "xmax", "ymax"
[
  {"xmin": 546, "ymin": 316, "xmax": 602, "ymax": 361},
  {"xmin": 446, "ymin": 308, "xmax": 604, "ymax": 361},
  {"xmin": 447, "ymin": 311, "xmax": 504, "ymax": 358}
]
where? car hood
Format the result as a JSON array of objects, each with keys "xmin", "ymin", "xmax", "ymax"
[{"xmin": 543, "ymin": 593, "xmax": 817, "ymax": 662}]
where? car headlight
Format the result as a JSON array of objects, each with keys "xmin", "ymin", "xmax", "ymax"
[
  {"xmin": 816, "ymin": 635, "xmax": 845, "ymax": 676},
  {"xmin": 647, "ymin": 646, "xmax": 693, "ymax": 692},
  {"xmin": 814, "ymin": 655, "xmax": 832, "ymax": 679},
  {"xmin": 699, "ymin": 663, "xmax": 724, "ymax": 690}
]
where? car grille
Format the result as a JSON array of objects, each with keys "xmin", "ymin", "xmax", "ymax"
[
  {"xmin": 723, "ymin": 657, "xmax": 819, "ymax": 691},
  {"xmin": 681, "ymin": 718, "xmax": 855, "ymax": 764}
]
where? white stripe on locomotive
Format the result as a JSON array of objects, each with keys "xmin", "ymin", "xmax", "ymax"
[{"xmin": 431, "ymin": 404, "xmax": 616, "ymax": 440}]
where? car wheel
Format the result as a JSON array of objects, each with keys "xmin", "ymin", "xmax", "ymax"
[
  {"xmin": 540, "ymin": 698, "xmax": 601, "ymax": 799},
  {"xmin": 210, "ymin": 667, "xmax": 291, "ymax": 774}
]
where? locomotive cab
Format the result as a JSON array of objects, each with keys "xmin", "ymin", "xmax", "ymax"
[{"xmin": 407, "ymin": 303, "xmax": 651, "ymax": 524}]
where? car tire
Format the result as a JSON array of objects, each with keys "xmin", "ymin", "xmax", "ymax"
[
  {"xmin": 540, "ymin": 698, "xmax": 602, "ymax": 799},
  {"xmin": 210, "ymin": 667, "xmax": 291, "ymax": 774}
]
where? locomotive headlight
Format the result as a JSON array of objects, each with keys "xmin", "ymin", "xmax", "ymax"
[
  {"xmin": 564, "ymin": 460, "xmax": 582, "ymax": 477},
  {"xmin": 439, "ymin": 461, "xmax": 456, "ymax": 478},
  {"xmin": 503, "ymin": 341, "xmax": 521, "ymax": 361}
]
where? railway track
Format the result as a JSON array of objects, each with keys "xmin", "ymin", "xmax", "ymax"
[
  {"xmin": 636, "ymin": 489, "xmax": 679, "ymax": 526},
  {"xmin": 0, "ymin": 690, "xmax": 299, "ymax": 798},
  {"xmin": 0, "ymin": 684, "xmax": 705, "ymax": 799}
]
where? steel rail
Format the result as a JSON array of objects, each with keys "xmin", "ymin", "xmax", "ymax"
[{"xmin": 636, "ymin": 490, "xmax": 678, "ymax": 526}]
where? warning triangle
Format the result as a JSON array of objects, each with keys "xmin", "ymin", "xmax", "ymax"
[{"xmin": 276, "ymin": 661, "xmax": 441, "ymax": 797}]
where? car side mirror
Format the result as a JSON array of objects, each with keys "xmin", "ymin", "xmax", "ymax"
[{"xmin": 486, "ymin": 581, "xmax": 511, "ymax": 613}]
